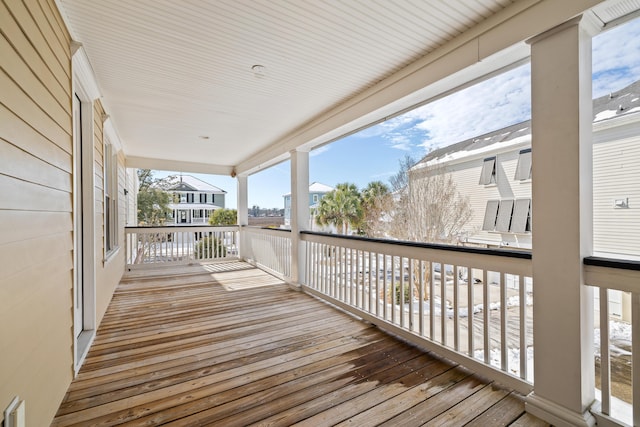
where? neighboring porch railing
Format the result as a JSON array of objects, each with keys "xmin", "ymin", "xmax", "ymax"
[
  {"xmin": 585, "ymin": 256, "xmax": 639, "ymax": 427},
  {"xmin": 300, "ymin": 231, "xmax": 534, "ymax": 395},
  {"xmin": 242, "ymin": 226, "xmax": 292, "ymax": 280},
  {"xmin": 124, "ymin": 226, "xmax": 239, "ymax": 269}
]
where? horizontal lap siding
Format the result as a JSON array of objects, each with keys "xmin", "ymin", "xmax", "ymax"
[
  {"xmin": 593, "ymin": 135, "xmax": 640, "ymax": 257},
  {"xmin": 421, "ymin": 149, "xmax": 532, "ymax": 248},
  {"xmin": 0, "ymin": 1, "xmax": 73, "ymax": 427}
]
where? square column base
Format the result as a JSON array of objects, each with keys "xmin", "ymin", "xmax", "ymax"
[{"xmin": 526, "ymin": 393, "xmax": 596, "ymax": 427}]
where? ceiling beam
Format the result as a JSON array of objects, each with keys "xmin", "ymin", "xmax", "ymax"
[{"xmin": 126, "ymin": 156, "xmax": 234, "ymax": 176}]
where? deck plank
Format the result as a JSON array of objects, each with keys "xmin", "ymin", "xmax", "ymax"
[{"xmin": 52, "ymin": 261, "xmax": 545, "ymax": 427}]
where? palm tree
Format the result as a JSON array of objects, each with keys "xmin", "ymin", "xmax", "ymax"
[
  {"xmin": 360, "ymin": 181, "xmax": 392, "ymax": 237},
  {"xmin": 315, "ymin": 182, "xmax": 362, "ymax": 234}
]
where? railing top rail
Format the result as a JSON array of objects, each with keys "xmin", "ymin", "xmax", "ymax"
[
  {"xmin": 300, "ymin": 230, "xmax": 532, "ymax": 260},
  {"xmin": 243, "ymin": 225, "xmax": 292, "ymax": 233},
  {"xmin": 584, "ymin": 256, "xmax": 640, "ymax": 293},
  {"xmin": 584, "ymin": 255, "xmax": 640, "ymax": 271},
  {"xmin": 126, "ymin": 225, "xmax": 239, "ymax": 231}
]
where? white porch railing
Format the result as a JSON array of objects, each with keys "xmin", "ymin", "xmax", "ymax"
[
  {"xmin": 122, "ymin": 226, "xmax": 639, "ymax": 425},
  {"xmin": 125, "ymin": 226, "xmax": 239, "ymax": 269},
  {"xmin": 300, "ymin": 231, "xmax": 533, "ymax": 395},
  {"xmin": 585, "ymin": 256, "xmax": 639, "ymax": 427},
  {"xmin": 242, "ymin": 226, "xmax": 292, "ymax": 280}
]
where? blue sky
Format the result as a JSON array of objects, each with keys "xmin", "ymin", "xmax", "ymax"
[{"xmin": 158, "ymin": 17, "xmax": 640, "ymax": 210}]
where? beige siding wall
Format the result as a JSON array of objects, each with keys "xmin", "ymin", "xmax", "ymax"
[
  {"xmin": 0, "ymin": 0, "xmax": 74, "ymax": 425},
  {"xmin": 416, "ymin": 147, "xmax": 532, "ymax": 249},
  {"xmin": 593, "ymin": 132, "xmax": 640, "ymax": 257},
  {"xmin": 416, "ymin": 121, "xmax": 640, "ymax": 256}
]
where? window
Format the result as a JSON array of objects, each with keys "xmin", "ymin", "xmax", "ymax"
[
  {"xmin": 200, "ymin": 193, "xmax": 206, "ymax": 203},
  {"xmin": 495, "ymin": 199, "xmax": 514, "ymax": 232},
  {"xmin": 514, "ymin": 149, "xmax": 532, "ymax": 180},
  {"xmin": 187, "ymin": 193, "xmax": 194, "ymax": 203},
  {"xmin": 482, "ymin": 199, "xmax": 531, "ymax": 233},
  {"xmin": 510, "ymin": 199, "xmax": 532, "ymax": 233},
  {"xmin": 104, "ymin": 141, "xmax": 118, "ymax": 254},
  {"xmin": 482, "ymin": 200, "xmax": 500, "ymax": 231},
  {"xmin": 479, "ymin": 156, "xmax": 497, "ymax": 185},
  {"xmin": 313, "ymin": 194, "xmax": 319, "ymax": 203}
]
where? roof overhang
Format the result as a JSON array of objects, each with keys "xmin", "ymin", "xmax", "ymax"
[{"xmin": 55, "ymin": 0, "xmax": 638, "ymax": 177}]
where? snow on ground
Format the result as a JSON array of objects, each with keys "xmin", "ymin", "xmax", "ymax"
[{"xmin": 594, "ymin": 320, "xmax": 633, "ymax": 357}]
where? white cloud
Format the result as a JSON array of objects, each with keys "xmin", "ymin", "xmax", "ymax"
[
  {"xmin": 365, "ymin": 64, "xmax": 532, "ymax": 154},
  {"xmin": 364, "ymin": 17, "xmax": 640, "ymax": 156},
  {"xmin": 344, "ymin": 17, "xmax": 640, "ymax": 162},
  {"xmin": 592, "ymin": 18, "xmax": 640, "ymax": 97},
  {"xmin": 413, "ymin": 64, "xmax": 531, "ymax": 152}
]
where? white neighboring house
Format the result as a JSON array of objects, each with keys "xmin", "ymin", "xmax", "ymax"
[
  {"xmin": 410, "ymin": 80, "xmax": 640, "ymax": 321},
  {"xmin": 166, "ymin": 175, "xmax": 226, "ymax": 225}
]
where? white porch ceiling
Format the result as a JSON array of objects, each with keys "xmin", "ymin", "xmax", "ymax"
[{"xmin": 56, "ymin": 0, "xmax": 638, "ymax": 176}]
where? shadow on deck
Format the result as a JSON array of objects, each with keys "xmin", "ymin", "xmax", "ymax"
[{"xmin": 52, "ymin": 261, "xmax": 548, "ymax": 426}]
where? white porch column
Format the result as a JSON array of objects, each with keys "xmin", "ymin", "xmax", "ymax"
[
  {"xmin": 290, "ymin": 149, "xmax": 310, "ymax": 285},
  {"xmin": 527, "ymin": 14, "xmax": 600, "ymax": 427},
  {"xmin": 237, "ymin": 174, "xmax": 248, "ymax": 259}
]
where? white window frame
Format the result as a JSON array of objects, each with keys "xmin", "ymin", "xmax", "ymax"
[
  {"xmin": 104, "ymin": 138, "xmax": 118, "ymax": 257},
  {"xmin": 479, "ymin": 156, "xmax": 497, "ymax": 185}
]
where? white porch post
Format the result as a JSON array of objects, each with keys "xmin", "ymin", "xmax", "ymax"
[
  {"xmin": 527, "ymin": 14, "xmax": 600, "ymax": 427},
  {"xmin": 290, "ymin": 149, "xmax": 310, "ymax": 285},
  {"xmin": 237, "ymin": 174, "xmax": 248, "ymax": 260}
]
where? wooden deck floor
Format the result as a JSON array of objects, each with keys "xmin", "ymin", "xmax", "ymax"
[{"xmin": 52, "ymin": 262, "xmax": 548, "ymax": 427}]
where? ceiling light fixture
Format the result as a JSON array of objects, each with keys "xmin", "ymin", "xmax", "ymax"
[{"xmin": 251, "ymin": 64, "xmax": 266, "ymax": 77}]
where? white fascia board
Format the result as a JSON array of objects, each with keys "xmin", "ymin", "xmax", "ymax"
[
  {"xmin": 103, "ymin": 118, "xmax": 124, "ymax": 153},
  {"xmin": 236, "ymin": 0, "xmax": 604, "ymax": 175},
  {"xmin": 72, "ymin": 44, "xmax": 100, "ymax": 102},
  {"xmin": 592, "ymin": 110, "xmax": 640, "ymax": 143},
  {"xmin": 413, "ymin": 134, "xmax": 532, "ymax": 171},
  {"xmin": 416, "ymin": 109, "xmax": 640, "ymax": 171}
]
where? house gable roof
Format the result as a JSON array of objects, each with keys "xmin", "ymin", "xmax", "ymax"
[
  {"xmin": 283, "ymin": 182, "xmax": 334, "ymax": 197},
  {"xmin": 167, "ymin": 175, "xmax": 227, "ymax": 193},
  {"xmin": 309, "ymin": 182, "xmax": 335, "ymax": 193},
  {"xmin": 414, "ymin": 79, "xmax": 640, "ymax": 168}
]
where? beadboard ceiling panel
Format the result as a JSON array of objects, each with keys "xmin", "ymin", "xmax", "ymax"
[{"xmin": 55, "ymin": 0, "xmax": 632, "ymax": 175}]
